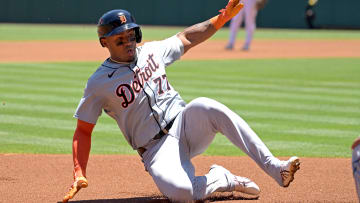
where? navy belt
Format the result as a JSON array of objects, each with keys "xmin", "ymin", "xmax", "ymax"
[
  {"xmin": 153, "ymin": 119, "xmax": 175, "ymax": 140},
  {"xmin": 137, "ymin": 119, "xmax": 175, "ymax": 157}
]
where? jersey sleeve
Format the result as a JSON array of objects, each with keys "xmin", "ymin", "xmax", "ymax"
[
  {"xmin": 73, "ymin": 84, "xmax": 103, "ymax": 124},
  {"xmin": 159, "ymin": 35, "xmax": 184, "ymax": 66}
]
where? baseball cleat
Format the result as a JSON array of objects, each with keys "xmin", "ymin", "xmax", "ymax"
[
  {"xmin": 280, "ymin": 156, "xmax": 300, "ymax": 187},
  {"xmin": 209, "ymin": 164, "xmax": 260, "ymax": 196},
  {"xmin": 234, "ymin": 175, "xmax": 260, "ymax": 196}
]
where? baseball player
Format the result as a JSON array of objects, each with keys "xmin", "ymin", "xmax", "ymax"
[
  {"xmin": 352, "ymin": 137, "xmax": 360, "ymax": 200},
  {"xmin": 62, "ymin": 0, "xmax": 300, "ymax": 202},
  {"xmin": 225, "ymin": 0, "xmax": 265, "ymax": 51},
  {"xmin": 305, "ymin": 0, "xmax": 318, "ymax": 29}
]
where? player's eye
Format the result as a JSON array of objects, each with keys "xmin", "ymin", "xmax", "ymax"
[
  {"xmin": 128, "ymin": 35, "xmax": 136, "ymax": 42},
  {"xmin": 116, "ymin": 35, "xmax": 136, "ymax": 46}
]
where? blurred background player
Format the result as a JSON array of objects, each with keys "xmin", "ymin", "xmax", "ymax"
[
  {"xmin": 305, "ymin": 0, "xmax": 318, "ymax": 29},
  {"xmin": 225, "ymin": 0, "xmax": 267, "ymax": 51},
  {"xmin": 352, "ymin": 137, "xmax": 360, "ymax": 200}
]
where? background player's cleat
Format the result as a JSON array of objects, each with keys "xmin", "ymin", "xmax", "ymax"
[
  {"xmin": 241, "ymin": 44, "xmax": 249, "ymax": 51},
  {"xmin": 209, "ymin": 164, "xmax": 260, "ymax": 196},
  {"xmin": 225, "ymin": 44, "xmax": 234, "ymax": 50},
  {"xmin": 280, "ymin": 156, "xmax": 300, "ymax": 187}
]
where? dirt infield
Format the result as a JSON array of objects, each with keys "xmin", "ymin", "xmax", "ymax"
[
  {"xmin": 0, "ymin": 154, "xmax": 356, "ymax": 202},
  {"xmin": 1, "ymin": 39, "xmax": 360, "ymax": 62},
  {"xmin": 0, "ymin": 39, "xmax": 359, "ymax": 202}
]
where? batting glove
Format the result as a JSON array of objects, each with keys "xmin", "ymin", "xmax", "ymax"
[
  {"xmin": 63, "ymin": 176, "xmax": 88, "ymax": 203},
  {"xmin": 210, "ymin": 0, "xmax": 244, "ymax": 30}
]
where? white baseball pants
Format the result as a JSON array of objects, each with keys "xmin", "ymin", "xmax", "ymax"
[{"xmin": 141, "ymin": 97, "xmax": 284, "ymax": 202}]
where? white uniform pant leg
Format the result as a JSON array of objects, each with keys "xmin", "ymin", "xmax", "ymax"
[
  {"xmin": 145, "ymin": 135, "xmax": 197, "ymax": 202},
  {"xmin": 143, "ymin": 101, "xmax": 242, "ymax": 201},
  {"xmin": 180, "ymin": 98, "xmax": 251, "ymax": 198},
  {"xmin": 183, "ymin": 97, "xmax": 283, "ymax": 186},
  {"xmin": 228, "ymin": 10, "xmax": 244, "ymax": 47},
  {"xmin": 143, "ymin": 97, "xmax": 284, "ymax": 201},
  {"xmin": 244, "ymin": 0, "xmax": 258, "ymax": 48}
]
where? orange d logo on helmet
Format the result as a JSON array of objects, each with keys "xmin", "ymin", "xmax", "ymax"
[{"xmin": 119, "ymin": 15, "xmax": 127, "ymax": 24}]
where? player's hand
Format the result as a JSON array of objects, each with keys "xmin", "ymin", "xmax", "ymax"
[
  {"xmin": 221, "ymin": 0, "xmax": 244, "ymax": 20},
  {"xmin": 211, "ymin": 0, "xmax": 244, "ymax": 30},
  {"xmin": 63, "ymin": 176, "xmax": 88, "ymax": 203}
]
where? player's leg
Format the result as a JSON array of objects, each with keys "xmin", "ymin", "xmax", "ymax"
[
  {"xmin": 142, "ymin": 113, "xmax": 259, "ymax": 201},
  {"xmin": 226, "ymin": 10, "xmax": 244, "ymax": 50},
  {"xmin": 176, "ymin": 109, "xmax": 260, "ymax": 199},
  {"xmin": 141, "ymin": 113, "xmax": 210, "ymax": 201},
  {"xmin": 243, "ymin": 0, "xmax": 258, "ymax": 50},
  {"xmin": 182, "ymin": 97, "xmax": 299, "ymax": 187},
  {"xmin": 142, "ymin": 134, "xmax": 195, "ymax": 202},
  {"xmin": 142, "ymin": 126, "xmax": 230, "ymax": 201}
]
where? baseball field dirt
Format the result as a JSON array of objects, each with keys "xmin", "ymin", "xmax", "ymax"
[
  {"xmin": 0, "ymin": 39, "xmax": 358, "ymax": 202},
  {"xmin": 0, "ymin": 154, "xmax": 356, "ymax": 202},
  {"xmin": 1, "ymin": 39, "xmax": 360, "ymax": 62}
]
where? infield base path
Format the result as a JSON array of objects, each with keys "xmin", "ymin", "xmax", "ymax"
[
  {"xmin": 1, "ymin": 39, "xmax": 360, "ymax": 62},
  {"xmin": 0, "ymin": 154, "xmax": 356, "ymax": 202}
]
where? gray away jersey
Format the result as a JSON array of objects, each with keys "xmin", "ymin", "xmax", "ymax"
[{"xmin": 74, "ymin": 35, "xmax": 186, "ymax": 149}]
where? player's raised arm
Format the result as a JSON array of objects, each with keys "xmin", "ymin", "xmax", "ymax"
[{"xmin": 177, "ymin": 0, "xmax": 244, "ymax": 53}]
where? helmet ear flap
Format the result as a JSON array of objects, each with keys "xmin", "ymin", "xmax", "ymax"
[
  {"xmin": 99, "ymin": 37, "xmax": 106, "ymax": 47},
  {"xmin": 135, "ymin": 27, "xmax": 142, "ymax": 43}
]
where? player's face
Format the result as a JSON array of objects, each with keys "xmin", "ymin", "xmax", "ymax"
[{"xmin": 102, "ymin": 29, "xmax": 137, "ymax": 62}]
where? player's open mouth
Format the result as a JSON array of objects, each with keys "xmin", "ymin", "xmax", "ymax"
[{"xmin": 127, "ymin": 48, "xmax": 135, "ymax": 56}]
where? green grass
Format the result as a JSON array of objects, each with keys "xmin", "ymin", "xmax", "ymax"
[
  {"xmin": 0, "ymin": 58, "xmax": 359, "ymax": 157},
  {"xmin": 0, "ymin": 23, "xmax": 359, "ymax": 157},
  {"xmin": 1, "ymin": 23, "xmax": 360, "ymax": 41}
]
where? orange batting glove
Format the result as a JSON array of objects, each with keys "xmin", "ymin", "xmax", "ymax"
[
  {"xmin": 63, "ymin": 176, "xmax": 88, "ymax": 203},
  {"xmin": 210, "ymin": 0, "xmax": 244, "ymax": 30}
]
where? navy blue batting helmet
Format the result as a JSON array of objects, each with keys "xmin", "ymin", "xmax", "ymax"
[{"xmin": 97, "ymin": 9, "xmax": 142, "ymax": 46}]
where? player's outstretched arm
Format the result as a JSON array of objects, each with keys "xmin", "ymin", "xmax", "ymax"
[
  {"xmin": 177, "ymin": 0, "xmax": 244, "ymax": 53},
  {"xmin": 63, "ymin": 119, "xmax": 95, "ymax": 202}
]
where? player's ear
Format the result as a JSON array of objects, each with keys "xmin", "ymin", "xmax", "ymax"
[{"xmin": 99, "ymin": 37, "xmax": 107, "ymax": 47}]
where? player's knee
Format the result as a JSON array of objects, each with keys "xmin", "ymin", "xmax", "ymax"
[
  {"xmin": 191, "ymin": 97, "xmax": 228, "ymax": 115},
  {"xmin": 191, "ymin": 97, "xmax": 219, "ymax": 110},
  {"xmin": 191, "ymin": 97, "xmax": 210, "ymax": 104},
  {"xmin": 164, "ymin": 184, "xmax": 194, "ymax": 201}
]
